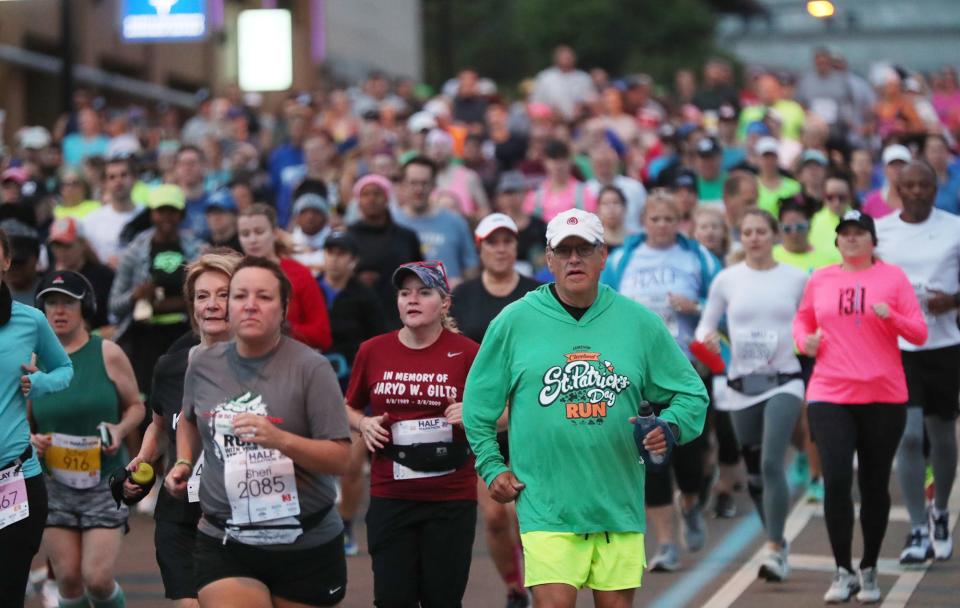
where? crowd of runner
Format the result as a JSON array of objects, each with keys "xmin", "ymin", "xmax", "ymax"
[{"xmin": 1, "ymin": 43, "xmax": 959, "ymax": 607}]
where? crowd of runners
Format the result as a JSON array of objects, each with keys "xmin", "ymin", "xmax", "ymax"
[{"xmin": 1, "ymin": 43, "xmax": 959, "ymax": 607}]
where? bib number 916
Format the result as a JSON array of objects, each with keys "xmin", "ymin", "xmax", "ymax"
[
  {"xmin": 237, "ymin": 475, "xmax": 286, "ymax": 499},
  {"xmin": 61, "ymin": 451, "xmax": 91, "ymax": 471}
]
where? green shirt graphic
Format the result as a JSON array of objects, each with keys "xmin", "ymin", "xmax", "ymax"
[{"xmin": 463, "ymin": 284, "xmax": 708, "ymax": 534}]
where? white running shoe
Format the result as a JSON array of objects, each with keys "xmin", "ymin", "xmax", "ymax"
[
  {"xmin": 681, "ymin": 505, "xmax": 707, "ymax": 552},
  {"xmin": 648, "ymin": 543, "xmax": 680, "ymax": 572},
  {"xmin": 856, "ymin": 567, "xmax": 881, "ymax": 604},
  {"xmin": 41, "ymin": 579, "xmax": 59, "ymax": 608},
  {"xmin": 930, "ymin": 510, "xmax": 953, "ymax": 561},
  {"xmin": 899, "ymin": 528, "xmax": 934, "ymax": 565},
  {"xmin": 823, "ymin": 567, "xmax": 859, "ymax": 603},
  {"xmin": 758, "ymin": 543, "xmax": 789, "ymax": 582}
]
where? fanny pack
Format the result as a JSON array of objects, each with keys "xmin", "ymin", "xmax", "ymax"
[
  {"xmin": 728, "ymin": 373, "xmax": 803, "ymax": 396},
  {"xmin": 379, "ymin": 442, "xmax": 472, "ymax": 473},
  {"xmin": 1, "ymin": 445, "xmax": 32, "ymax": 472}
]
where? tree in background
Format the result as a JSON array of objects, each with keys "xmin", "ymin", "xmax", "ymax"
[{"xmin": 423, "ymin": 0, "xmax": 718, "ymax": 96}]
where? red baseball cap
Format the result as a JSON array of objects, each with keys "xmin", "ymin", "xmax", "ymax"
[{"xmin": 48, "ymin": 217, "xmax": 79, "ymax": 245}]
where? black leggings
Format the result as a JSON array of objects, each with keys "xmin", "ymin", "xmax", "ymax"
[
  {"xmin": 366, "ymin": 497, "xmax": 477, "ymax": 608},
  {"xmin": 0, "ymin": 474, "xmax": 47, "ymax": 608},
  {"xmin": 709, "ymin": 404, "xmax": 741, "ymax": 466},
  {"xmin": 646, "ymin": 433, "xmax": 707, "ymax": 507},
  {"xmin": 807, "ymin": 402, "xmax": 906, "ymax": 571}
]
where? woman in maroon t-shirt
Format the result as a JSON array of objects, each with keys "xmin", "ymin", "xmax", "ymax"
[{"xmin": 345, "ymin": 260, "xmax": 479, "ymax": 607}]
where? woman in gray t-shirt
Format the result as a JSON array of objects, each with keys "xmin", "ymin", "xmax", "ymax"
[{"xmin": 164, "ymin": 256, "xmax": 352, "ymax": 607}]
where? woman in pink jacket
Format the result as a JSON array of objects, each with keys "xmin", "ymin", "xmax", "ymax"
[{"xmin": 793, "ymin": 210, "xmax": 926, "ymax": 604}]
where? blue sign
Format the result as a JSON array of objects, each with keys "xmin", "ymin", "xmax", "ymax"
[{"xmin": 121, "ymin": 0, "xmax": 207, "ymax": 42}]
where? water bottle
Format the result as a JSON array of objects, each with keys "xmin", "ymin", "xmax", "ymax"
[{"xmin": 634, "ymin": 400, "xmax": 665, "ymax": 466}]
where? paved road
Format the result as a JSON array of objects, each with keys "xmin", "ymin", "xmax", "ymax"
[{"xmin": 26, "ymin": 455, "xmax": 959, "ymax": 607}]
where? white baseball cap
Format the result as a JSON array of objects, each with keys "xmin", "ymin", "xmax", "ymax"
[
  {"xmin": 474, "ymin": 213, "xmax": 518, "ymax": 243},
  {"xmin": 882, "ymin": 144, "xmax": 911, "ymax": 166},
  {"xmin": 407, "ymin": 111, "xmax": 438, "ymax": 133},
  {"xmin": 546, "ymin": 209, "xmax": 605, "ymax": 249},
  {"xmin": 754, "ymin": 136, "xmax": 779, "ymax": 156}
]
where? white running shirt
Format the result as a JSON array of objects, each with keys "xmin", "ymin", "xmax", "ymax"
[
  {"xmin": 876, "ymin": 208, "xmax": 960, "ymax": 351},
  {"xmin": 696, "ymin": 262, "xmax": 808, "ymax": 411}
]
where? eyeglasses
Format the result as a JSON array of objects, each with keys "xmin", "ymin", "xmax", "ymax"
[
  {"xmin": 824, "ymin": 194, "xmax": 848, "ymax": 202},
  {"xmin": 782, "ymin": 223, "xmax": 809, "ymax": 234},
  {"xmin": 550, "ymin": 243, "xmax": 599, "ymax": 259}
]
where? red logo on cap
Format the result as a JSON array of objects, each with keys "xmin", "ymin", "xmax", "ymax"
[
  {"xmin": 566, "ymin": 217, "xmax": 579, "ymax": 225},
  {"xmin": 52, "ymin": 276, "xmax": 64, "ymax": 284}
]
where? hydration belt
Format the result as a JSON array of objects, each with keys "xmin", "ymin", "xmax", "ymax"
[
  {"xmin": 379, "ymin": 442, "xmax": 472, "ymax": 472},
  {"xmin": 1, "ymin": 444, "xmax": 32, "ymax": 472},
  {"xmin": 727, "ymin": 372, "xmax": 803, "ymax": 396}
]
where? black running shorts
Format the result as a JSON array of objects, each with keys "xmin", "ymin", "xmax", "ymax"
[{"xmin": 194, "ymin": 531, "xmax": 347, "ymax": 606}]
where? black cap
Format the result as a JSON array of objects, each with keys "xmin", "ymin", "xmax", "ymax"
[
  {"xmin": 35, "ymin": 270, "xmax": 91, "ymax": 302},
  {"xmin": 835, "ymin": 210, "xmax": 877, "ymax": 243},
  {"xmin": 323, "ymin": 231, "xmax": 359, "ymax": 256},
  {"xmin": 695, "ymin": 136, "xmax": 721, "ymax": 156},
  {"xmin": 672, "ymin": 168, "xmax": 698, "ymax": 191}
]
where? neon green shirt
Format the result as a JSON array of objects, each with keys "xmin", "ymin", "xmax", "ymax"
[
  {"xmin": 773, "ymin": 244, "xmax": 840, "ymax": 274},
  {"xmin": 131, "ymin": 181, "xmax": 152, "ymax": 207},
  {"xmin": 758, "ymin": 178, "xmax": 801, "ymax": 216},
  {"xmin": 809, "ymin": 207, "xmax": 846, "ymax": 260},
  {"xmin": 738, "ymin": 100, "xmax": 806, "ymax": 141},
  {"xmin": 54, "ymin": 200, "xmax": 101, "ymax": 220},
  {"xmin": 463, "ymin": 284, "xmax": 708, "ymax": 534}
]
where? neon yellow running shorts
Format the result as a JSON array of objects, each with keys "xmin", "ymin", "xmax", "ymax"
[{"xmin": 521, "ymin": 531, "xmax": 646, "ymax": 591}]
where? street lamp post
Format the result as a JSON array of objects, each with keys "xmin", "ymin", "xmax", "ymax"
[{"xmin": 60, "ymin": 0, "xmax": 74, "ymax": 115}]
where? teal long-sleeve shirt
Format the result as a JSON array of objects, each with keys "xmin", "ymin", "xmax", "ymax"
[
  {"xmin": 463, "ymin": 284, "xmax": 708, "ymax": 534},
  {"xmin": 0, "ymin": 292, "xmax": 73, "ymax": 478}
]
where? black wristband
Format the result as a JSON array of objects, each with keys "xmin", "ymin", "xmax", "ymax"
[
  {"xmin": 668, "ymin": 422, "xmax": 680, "ymax": 441},
  {"xmin": 953, "ymin": 292, "xmax": 960, "ymax": 307}
]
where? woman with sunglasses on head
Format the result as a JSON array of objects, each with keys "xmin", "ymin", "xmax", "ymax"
[
  {"xmin": 793, "ymin": 210, "xmax": 926, "ymax": 604},
  {"xmin": 601, "ymin": 192, "xmax": 722, "ymax": 571},
  {"xmin": 0, "ymin": 229, "xmax": 73, "ymax": 608},
  {"xmin": 29, "ymin": 270, "xmax": 145, "ymax": 608},
  {"xmin": 122, "ymin": 249, "xmax": 241, "ymax": 608},
  {"xmin": 696, "ymin": 209, "xmax": 808, "ymax": 582},
  {"xmin": 237, "ymin": 203, "xmax": 332, "ymax": 351},
  {"xmin": 165, "ymin": 256, "xmax": 351, "ymax": 608},
  {"xmin": 345, "ymin": 260, "xmax": 480, "ymax": 608}
]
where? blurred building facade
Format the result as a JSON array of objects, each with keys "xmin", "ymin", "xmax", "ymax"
[
  {"xmin": 718, "ymin": 0, "xmax": 960, "ymax": 74},
  {"xmin": 0, "ymin": 0, "xmax": 422, "ymax": 138}
]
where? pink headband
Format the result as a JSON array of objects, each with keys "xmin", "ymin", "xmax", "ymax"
[{"xmin": 353, "ymin": 174, "xmax": 395, "ymax": 200}]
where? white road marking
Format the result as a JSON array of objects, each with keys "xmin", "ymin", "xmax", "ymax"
[
  {"xmin": 789, "ymin": 554, "xmax": 901, "ymax": 575},
  {"xmin": 701, "ymin": 481, "xmax": 959, "ymax": 608},
  {"xmin": 701, "ymin": 501, "xmax": 815, "ymax": 608}
]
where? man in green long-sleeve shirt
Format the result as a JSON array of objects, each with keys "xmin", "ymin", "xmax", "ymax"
[{"xmin": 463, "ymin": 209, "xmax": 708, "ymax": 608}]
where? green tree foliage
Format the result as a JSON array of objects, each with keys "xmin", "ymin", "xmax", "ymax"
[{"xmin": 423, "ymin": 0, "xmax": 717, "ymax": 94}]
